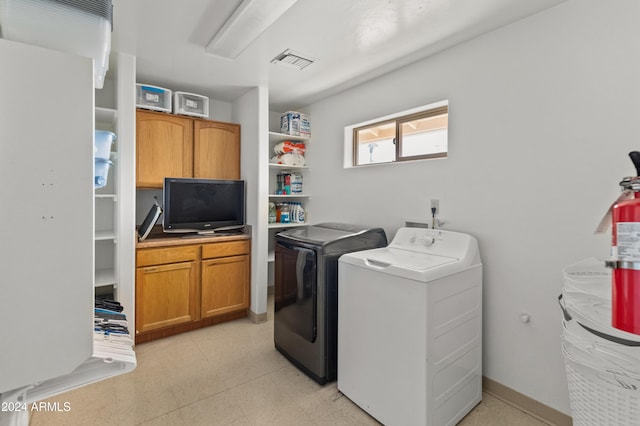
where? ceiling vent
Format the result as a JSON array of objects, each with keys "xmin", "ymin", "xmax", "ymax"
[{"xmin": 271, "ymin": 49, "xmax": 316, "ymax": 70}]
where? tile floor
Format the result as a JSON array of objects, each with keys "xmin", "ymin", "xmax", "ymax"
[{"xmin": 30, "ymin": 299, "xmax": 549, "ymax": 426}]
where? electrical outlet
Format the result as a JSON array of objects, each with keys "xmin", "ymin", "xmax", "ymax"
[{"xmin": 430, "ymin": 199, "xmax": 439, "ymax": 215}]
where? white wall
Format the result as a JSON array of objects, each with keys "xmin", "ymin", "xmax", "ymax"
[
  {"xmin": 233, "ymin": 86, "xmax": 270, "ymax": 317},
  {"xmin": 209, "ymin": 98, "xmax": 233, "ymax": 123},
  {"xmin": 303, "ymin": 0, "xmax": 640, "ymax": 414}
]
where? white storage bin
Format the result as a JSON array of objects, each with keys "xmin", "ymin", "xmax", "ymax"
[
  {"xmin": 300, "ymin": 113, "xmax": 311, "ymax": 137},
  {"xmin": 174, "ymin": 91, "xmax": 209, "ymax": 118},
  {"xmin": 136, "ymin": 84, "xmax": 171, "ymax": 113},
  {"xmin": 560, "ymin": 257, "xmax": 640, "ymax": 425},
  {"xmin": 94, "ymin": 158, "xmax": 112, "ymax": 188},
  {"xmin": 0, "ymin": 0, "xmax": 112, "ymax": 88},
  {"xmin": 562, "ymin": 257, "xmax": 611, "ymax": 299},
  {"xmin": 563, "ymin": 320, "xmax": 640, "ymax": 368},
  {"xmin": 564, "ymin": 347, "xmax": 640, "ymax": 426},
  {"xmin": 280, "ymin": 111, "xmax": 301, "ymax": 136},
  {"xmin": 94, "ymin": 130, "xmax": 115, "ymax": 161}
]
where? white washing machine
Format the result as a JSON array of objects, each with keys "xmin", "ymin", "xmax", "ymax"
[{"xmin": 338, "ymin": 227, "xmax": 482, "ymax": 426}]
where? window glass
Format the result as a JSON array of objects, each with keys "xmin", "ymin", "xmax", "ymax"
[
  {"xmin": 354, "ymin": 121, "xmax": 395, "ymax": 165},
  {"xmin": 399, "ymin": 111, "xmax": 448, "ymax": 160},
  {"xmin": 351, "ymin": 103, "xmax": 448, "ymax": 166}
]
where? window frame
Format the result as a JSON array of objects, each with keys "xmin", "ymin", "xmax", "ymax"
[{"xmin": 351, "ymin": 103, "xmax": 449, "ymax": 167}]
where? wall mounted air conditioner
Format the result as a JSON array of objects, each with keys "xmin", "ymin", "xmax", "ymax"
[{"xmin": 0, "ymin": 0, "xmax": 113, "ymax": 88}]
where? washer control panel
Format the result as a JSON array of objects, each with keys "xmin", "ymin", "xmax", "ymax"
[
  {"xmin": 392, "ymin": 228, "xmax": 443, "ymax": 250},
  {"xmin": 389, "ymin": 227, "xmax": 475, "ymax": 260}
]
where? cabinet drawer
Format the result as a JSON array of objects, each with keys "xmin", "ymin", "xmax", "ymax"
[
  {"xmin": 202, "ymin": 240, "xmax": 250, "ymax": 259},
  {"xmin": 137, "ymin": 245, "xmax": 198, "ymax": 267}
]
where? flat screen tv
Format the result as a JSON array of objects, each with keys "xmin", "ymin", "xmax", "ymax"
[{"xmin": 163, "ymin": 177, "xmax": 245, "ymax": 234}]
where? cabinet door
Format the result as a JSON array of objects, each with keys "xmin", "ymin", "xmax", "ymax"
[
  {"xmin": 201, "ymin": 255, "xmax": 250, "ymax": 318},
  {"xmin": 136, "ymin": 110, "xmax": 193, "ymax": 188},
  {"xmin": 136, "ymin": 261, "xmax": 198, "ymax": 333},
  {"xmin": 193, "ymin": 120, "xmax": 240, "ymax": 180}
]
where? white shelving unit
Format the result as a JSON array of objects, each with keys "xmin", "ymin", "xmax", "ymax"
[
  {"xmin": 92, "ymin": 53, "xmax": 137, "ymax": 327},
  {"xmin": 267, "ymin": 130, "xmax": 311, "ymax": 284},
  {"xmin": 268, "ymin": 131, "xmax": 310, "ymax": 228},
  {"xmin": 94, "ymin": 106, "xmax": 119, "ymax": 296}
]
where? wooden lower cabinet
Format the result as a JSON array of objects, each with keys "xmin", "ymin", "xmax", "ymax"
[
  {"xmin": 202, "ymin": 255, "xmax": 250, "ymax": 318},
  {"xmin": 135, "ymin": 237, "xmax": 251, "ymax": 343},
  {"xmin": 136, "ymin": 261, "xmax": 197, "ymax": 333}
]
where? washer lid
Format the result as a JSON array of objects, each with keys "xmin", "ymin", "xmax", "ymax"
[
  {"xmin": 276, "ymin": 223, "xmax": 383, "ymax": 246},
  {"xmin": 339, "ymin": 247, "xmax": 460, "ymax": 282}
]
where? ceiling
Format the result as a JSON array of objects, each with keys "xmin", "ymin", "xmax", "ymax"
[{"xmin": 111, "ymin": 0, "xmax": 566, "ymax": 111}]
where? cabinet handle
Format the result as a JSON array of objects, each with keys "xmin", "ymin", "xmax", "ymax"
[{"xmin": 145, "ymin": 267, "xmax": 158, "ymax": 273}]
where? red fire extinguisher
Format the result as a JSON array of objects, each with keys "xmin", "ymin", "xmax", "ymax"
[{"xmin": 606, "ymin": 151, "xmax": 640, "ymax": 335}]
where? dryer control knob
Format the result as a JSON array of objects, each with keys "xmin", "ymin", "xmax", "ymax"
[{"xmin": 409, "ymin": 235, "xmax": 416, "ymax": 244}]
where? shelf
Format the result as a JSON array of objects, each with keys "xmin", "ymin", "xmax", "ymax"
[
  {"xmin": 268, "ymin": 131, "xmax": 310, "ymax": 143},
  {"xmin": 269, "ymin": 194, "xmax": 310, "ymax": 198},
  {"xmin": 95, "ymin": 193, "xmax": 116, "ymax": 200},
  {"xmin": 95, "ymin": 268, "xmax": 117, "ymax": 287},
  {"xmin": 269, "ymin": 163, "xmax": 308, "ymax": 170},
  {"xmin": 95, "ymin": 230, "xmax": 117, "ymax": 241},
  {"xmin": 95, "ymin": 107, "xmax": 117, "ymax": 129},
  {"xmin": 266, "ymin": 124, "xmax": 310, "ymax": 276},
  {"xmin": 268, "ymin": 222, "xmax": 308, "ymax": 229}
]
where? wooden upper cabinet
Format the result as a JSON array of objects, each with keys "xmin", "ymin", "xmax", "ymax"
[
  {"xmin": 194, "ymin": 120, "xmax": 241, "ymax": 180},
  {"xmin": 137, "ymin": 110, "xmax": 193, "ymax": 188},
  {"xmin": 136, "ymin": 109, "xmax": 241, "ymax": 188}
]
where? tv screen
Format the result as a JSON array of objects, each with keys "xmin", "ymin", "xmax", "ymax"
[{"xmin": 163, "ymin": 178, "xmax": 245, "ymax": 233}]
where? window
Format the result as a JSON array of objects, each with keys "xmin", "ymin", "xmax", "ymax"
[{"xmin": 351, "ymin": 102, "xmax": 448, "ymax": 166}]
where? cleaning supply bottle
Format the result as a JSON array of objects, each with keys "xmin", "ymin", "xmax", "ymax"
[
  {"xmin": 289, "ymin": 202, "xmax": 298, "ymax": 223},
  {"xmin": 268, "ymin": 202, "xmax": 276, "ymax": 223},
  {"xmin": 280, "ymin": 203, "xmax": 290, "ymax": 224},
  {"xmin": 297, "ymin": 202, "xmax": 305, "ymax": 223}
]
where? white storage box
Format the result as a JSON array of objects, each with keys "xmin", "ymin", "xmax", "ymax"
[
  {"xmin": 174, "ymin": 91, "xmax": 209, "ymax": 118},
  {"xmin": 300, "ymin": 113, "xmax": 311, "ymax": 137},
  {"xmin": 280, "ymin": 111, "xmax": 301, "ymax": 136},
  {"xmin": 136, "ymin": 84, "xmax": 172, "ymax": 113}
]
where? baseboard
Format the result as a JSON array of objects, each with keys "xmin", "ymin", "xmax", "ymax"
[
  {"xmin": 248, "ymin": 309, "xmax": 268, "ymax": 324},
  {"xmin": 135, "ymin": 310, "xmax": 246, "ymax": 344},
  {"xmin": 482, "ymin": 377, "xmax": 572, "ymax": 426}
]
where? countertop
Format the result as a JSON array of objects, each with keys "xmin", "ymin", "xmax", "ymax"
[{"xmin": 136, "ymin": 225, "xmax": 252, "ymax": 249}]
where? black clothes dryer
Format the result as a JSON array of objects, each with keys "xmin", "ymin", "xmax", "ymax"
[{"xmin": 274, "ymin": 223, "xmax": 387, "ymax": 384}]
